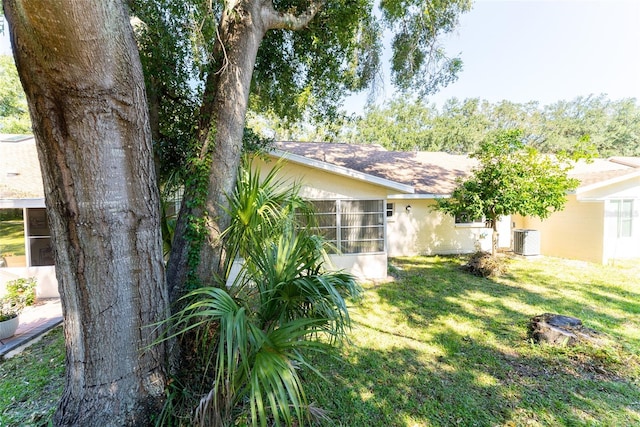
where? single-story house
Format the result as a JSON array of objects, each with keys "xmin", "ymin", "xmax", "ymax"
[
  {"xmin": 258, "ymin": 142, "xmax": 510, "ymax": 279},
  {"xmin": 1, "ymin": 136, "xmax": 638, "ymax": 286},
  {"xmin": 260, "ymin": 142, "xmax": 640, "ymax": 276}
]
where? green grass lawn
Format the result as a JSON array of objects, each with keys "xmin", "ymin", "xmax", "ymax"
[
  {"xmin": 0, "ymin": 219, "xmax": 26, "ymax": 256},
  {"xmin": 306, "ymin": 256, "xmax": 640, "ymax": 426},
  {"xmin": 0, "ymin": 326, "xmax": 64, "ymax": 425},
  {"xmin": 1, "ymin": 256, "xmax": 639, "ymax": 426}
]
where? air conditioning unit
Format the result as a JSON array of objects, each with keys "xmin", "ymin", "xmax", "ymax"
[{"xmin": 513, "ymin": 229, "xmax": 540, "ymax": 256}]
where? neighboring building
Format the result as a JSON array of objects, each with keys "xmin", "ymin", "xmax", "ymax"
[
  {"xmin": 1, "ymin": 136, "xmax": 638, "ymax": 284},
  {"xmin": 0, "ymin": 135, "xmax": 57, "ymax": 297},
  {"xmin": 513, "ymin": 157, "xmax": 640, "ymax": 264}
]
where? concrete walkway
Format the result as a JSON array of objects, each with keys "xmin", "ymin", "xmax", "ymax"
[{"xmin": 0, "ymin": 298, "xmax": 63, "ymax": 359}]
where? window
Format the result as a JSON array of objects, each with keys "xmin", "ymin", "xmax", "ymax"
[
  {"xmin": 309, "ymin": 200, "xmax": 385, "ymax": 254},
  {"xmin": 612, "ymin": 199, "xmax": 633, "ymax": 238},
  {"xmin": 26, "ymin": 208, "xmax": 54, "ymax": 266},
  {"xmin": 386, "ymin": 203, "xmax": 394, "ymax": 218},
  {"xmin": 454, "ymin": 212, "xmax": 485, "ymax": 226},
  {"xmin": 0, "ymin": 208, "xmax": 54, "ymax": 268}
]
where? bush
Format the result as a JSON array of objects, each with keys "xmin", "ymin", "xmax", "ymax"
[
  {"xmin": 0, "ymin": 277, "xmax": 37, "ymax": 321},
  {"xmin": 462, "ymin": 251, "xmax": 507, "ymax": 277}
]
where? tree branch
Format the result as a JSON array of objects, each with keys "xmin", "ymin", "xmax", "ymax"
[{"xmin": 261, "ymin": 0, "xmax": 324, "ymax": 31}]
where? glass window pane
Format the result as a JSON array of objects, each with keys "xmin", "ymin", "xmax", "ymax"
[
  {"xmin": 619, "ymin": 200, "xmax": 633, "ymax": 238},
  {"xmin": 30, "ymin": 237, "xmax": 54, "ymax": 266},
  {"xmin": 339, "ymin": 200, "xmax": 384, "ymax": 253}
]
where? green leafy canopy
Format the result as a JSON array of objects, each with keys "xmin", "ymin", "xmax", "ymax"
[
  {"xmin": 436, "ymin": 129, "xmax": 584, "ymax": 227},
  {"xmin": 0, "ymin": 55, "xmax": 31, "ymax": 134}
]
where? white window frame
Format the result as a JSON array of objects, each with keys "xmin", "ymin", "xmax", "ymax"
[
  {"xmin": 612, "ymin": 199, "xmax": 633, "ymax": 238},
  {"xmin": 386, "ymin": 202, "xmax": 395, "ymax": 218},
  {"xmin": 454, "ymin": 212, "xmax": 486, "ymax": 228}
]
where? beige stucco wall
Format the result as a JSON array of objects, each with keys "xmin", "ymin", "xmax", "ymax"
[
  {"xmin": 254, "ymin": 157, "xmax": 391, "ymax": 200},
  {"xmin": 515, "ymin": 195, "xmax": 606, "ymax": 264},
  {"xmin": 515, "ymin": 174, "xmax": 640, "ymax": 264},
  {"xmin": 386, "ymin": 199, "xmax": 493, "ymax": 256}
]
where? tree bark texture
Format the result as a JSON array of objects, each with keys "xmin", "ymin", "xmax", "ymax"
[
  {"xmin": 3, "ymin": 1, "xmax": 169, "ymax": 425},
  {"xmin": 167, "ymin": 1, "xmax": 267, "ymax": 298}
]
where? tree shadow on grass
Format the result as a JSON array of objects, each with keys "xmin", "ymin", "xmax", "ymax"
[{"xmin": 306, "ymin": 256, "xmax": 640, "ymax": 426}]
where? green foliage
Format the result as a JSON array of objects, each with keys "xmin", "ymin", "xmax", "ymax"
[
  {"xmin": 352, "ymin": 95, "xmax": 640, "ymax": 156},
  {"xmin": 436, "ymin": 129, "xmax": 582, "ymax": 233},
  {"xmin": 127, "ymin": 1, "xmax": 471, "ymax": 184},
  {"xmin": 162, "ymin": 160, "xmax": 361, "ymax": 426},
  {"xmin": 129, "ymin": 0, "xmax": 209, "ymax": 185},
  {"xmin": 183, "ymin": 154, "xmax": 213, "ymax": 290},
  {"xmin": 381, "ymin": 0, "xmax": 472, "ymax": 97},
  {"xmin": 222, "ymin": 156, "xmax": 314, "ymax": 275},
  {"xmin": 0, "ymin": 277, "xmax": 36, "ymax": 321},
  {"xmin": 355, "ymin": 98, "xmax": 436, "ymax": 151},
  {"xmin": 0, "ymin": 55, "xmax": 31, "ymax": 134}
]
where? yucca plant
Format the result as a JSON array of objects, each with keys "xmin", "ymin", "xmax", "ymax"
[{"xmin": 166, "ymin": 156, "xmax": 361, "ymax": 426}]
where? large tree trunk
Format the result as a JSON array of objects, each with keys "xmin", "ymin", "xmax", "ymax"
[
  {"xmin": 3, "ymin": 1, "xmax": 169, "ymax": 425},
  {"xmin": 166, "ymin": 0, "xmax": 322, "ymax": 300},
  {"xmin": 166, "ymin": 2, "xmax": 268, "ymax": 299}
]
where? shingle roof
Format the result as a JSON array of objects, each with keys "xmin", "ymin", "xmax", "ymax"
[
  {"xmin": 568, "ymin": 157, "xmax": 640, "ymax": 189},
  {"xmin": 275, "ymin": 141, "xmax": 640, "ymax": 195},
  {"xmin": 1, "ymin": 137, "xmax": 638, "ymax": 200},
  {"xmin": 0, "ymin": 135, "xmax": 44, "ymax": 199},
  {"xmin": 275, "ymin": 142, "xmax": 476, "ymax": 195}
]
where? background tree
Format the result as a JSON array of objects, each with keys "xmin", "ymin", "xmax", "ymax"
[
  {"xmin": 349, "ymin": 95, "xmax": 640, "ymax": 156},
  {"xmin": 355, "ymin": 98, "xmax": 437, "ymax": 151},
  {"xmin": 3, "ymin": 1, "xmax": 169, "ymax": 425},
  {"xmin": 436, "ymin": 129, "xmax": 582, "ymax": 255},
  {"xmin": 0, "ymin": 54, "xmax": 30, "ymax": 134}
]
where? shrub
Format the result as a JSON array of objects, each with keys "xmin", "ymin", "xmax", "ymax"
[{"xmin": 0, "ymin": 277, "xmax": 37, "ymax": 321}]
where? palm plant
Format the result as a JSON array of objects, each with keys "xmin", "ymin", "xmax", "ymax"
[{"xmin": 167, "ymin": 156, "xmax": 361, "ymax": 426}]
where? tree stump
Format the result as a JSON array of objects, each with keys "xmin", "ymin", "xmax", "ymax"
[{"xmin": 528, "ymin": 313, "xmax": 601, "ymax": 346}]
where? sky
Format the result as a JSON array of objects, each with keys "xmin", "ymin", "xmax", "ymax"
[
  {"xmin": 2, "ymin": 1, "xmax": 639, "ymax": 114},
  {"xmin": 349, "ymin": 0, "xmax": 640, "ymax": 112}
]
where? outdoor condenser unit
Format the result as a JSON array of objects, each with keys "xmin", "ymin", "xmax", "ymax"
[{"xmin": 513, "ymin": 229, "xmax": 540, "ymax": 256}]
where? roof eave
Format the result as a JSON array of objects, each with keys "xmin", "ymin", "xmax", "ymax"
[
  {"xmin": 574, "ymin": 169, "xmax": 640, "ymax": 195},
  {"xmin": 269, "ymin": 149, "xmax": 415, "ymax": 194},
  {"xmin": 387, "ymin": 193, "xmax": 450, "ymax": 199},
  {"xmin": 0, "ymin": 197, "xmax": 46, "ymax": 208}
]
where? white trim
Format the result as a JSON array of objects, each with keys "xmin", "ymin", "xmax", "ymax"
[
  {"xmin": 387, "ymin": 193, "xmax": 449, "ymax": 200},
  {"xmin": 269, "ymin": 149, "xmax": 415, "ymax": 194},
  {"xmin": 455, "ymin": 223, "xmax": 489, "ymax": 229},
  {"xmin": 0, "ymin": 198, "xmax": 46, "ymax": 209}
]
